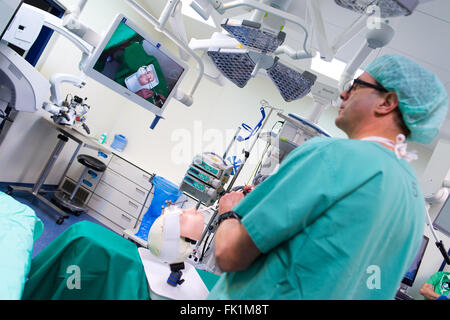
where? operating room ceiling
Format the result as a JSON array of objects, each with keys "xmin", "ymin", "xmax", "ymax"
[
  {"xmin": 284, "ymin": 0, "xmax": 450, "ymax": 148},
  {"xmin": 140, "ymin": 0, "xmax": 450, "ymax": 148}
]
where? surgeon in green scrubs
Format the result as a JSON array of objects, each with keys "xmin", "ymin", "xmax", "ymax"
[{"xmin": 207, "ymin": 54, "xmax": 449, "ymax": 300}]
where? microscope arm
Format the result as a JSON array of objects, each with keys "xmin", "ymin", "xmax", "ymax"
[
  {"xmin": 48, "ymin": 73, "xmax": 86, "ymax": 107},
  {"xmin": 43, "ymin": 73, "xmax": 89, "ymax": 131}
]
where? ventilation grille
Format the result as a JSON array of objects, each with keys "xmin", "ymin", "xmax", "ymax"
[{"xmin": 61, "ymin": 178, "xmax": 91, "ymax": 204}]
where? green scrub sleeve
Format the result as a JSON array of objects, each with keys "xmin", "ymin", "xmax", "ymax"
[
  {"xmin": 426, "ymin": 272, "xmax": 442, "ymax": 286},
  {"xmin": 235, "ymin": 140, "xmax": 338, "ymax": 254}
]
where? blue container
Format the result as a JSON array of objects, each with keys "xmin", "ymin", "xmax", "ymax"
[
  {"xmin": 135, "ymin": 176, "xmax": 182, "ymax": 242},
  {"xmin": 111, "ymin": 134, "xmax": 127, "ymax": 151}
]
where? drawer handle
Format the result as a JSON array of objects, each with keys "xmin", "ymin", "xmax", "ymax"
[
  {"xmin": 121, "ymin": 215, "xmax": 132, "ymax": 223},
  {"xmin": 136, "ymin": 188, "xmax": 146, "ymax": 195},
  {"xmin": 83, "ymin": 179, "xmax": 93, "ymax": 188},
  {"xmin": 98, "ymin": 152, "xmax": 108, "ymax": 159},
  {"xmin": 143, "ymin": 174, "xmax": 150, "ymax": 181},
  {"xmin": 128, "ymin": 201, "xmax": 138, "ymax": 209},
  {"xmin": 88, "ymin": 170, "xmax": 98, "ymax": 179}
]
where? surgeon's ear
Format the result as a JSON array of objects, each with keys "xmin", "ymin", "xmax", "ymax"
[{"xmin": 375, "ymin": 91, "xmax": 399, "ymax": 116}]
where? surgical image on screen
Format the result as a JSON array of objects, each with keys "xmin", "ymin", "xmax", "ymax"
[{"xmin": 93, "ymin": 21, "xmax": 184, "ymax": 108}]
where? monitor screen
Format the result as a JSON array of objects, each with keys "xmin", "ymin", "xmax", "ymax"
[
  {"xmin": 402, "ymin": 235, "xmax": 429, "ymax": 287},
  {"xmin": 434, "ymin": 195, "xmax": 450, "ymax": 238},
  {"xmin": 83, "ymin": 14, "xmax": 188, "ymax": 116}
]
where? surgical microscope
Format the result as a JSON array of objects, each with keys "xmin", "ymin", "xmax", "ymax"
[{"xmin": 43, "ymin": 73, "xmax": 91, "ymax": 134}]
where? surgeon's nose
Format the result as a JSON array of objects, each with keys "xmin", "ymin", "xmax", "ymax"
[{"xmin": 340, "ymin": 89, "xmax": 349, "ymax": 101}]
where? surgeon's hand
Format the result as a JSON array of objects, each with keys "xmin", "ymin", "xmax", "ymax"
[
  {"xmin": 218, "ymin": 191, "xmax": 244, "ymax": 215},
  {"xmin": 420, "ymin": 283, "xmax": 440, "ymax": 300}
]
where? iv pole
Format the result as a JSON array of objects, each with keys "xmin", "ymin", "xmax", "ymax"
[{"xmin": 192, "ymin": 100, "xmax": 280, "ymax": 265}]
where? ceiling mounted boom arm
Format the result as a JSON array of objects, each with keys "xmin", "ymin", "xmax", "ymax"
[
  {"xmin": 208, "ymin": 0, "xmax": 313, "ymax": 59},
  {"xmin": 307, "ymin": 0, "xmax": 377, "ymax": 62},
  {"xmin": 339, "ymin": 20, "xmax": 394, "ymax": 91},
  {"xmin": 329, "ymin": 12, "xmax": 368, "ymax": 57}
]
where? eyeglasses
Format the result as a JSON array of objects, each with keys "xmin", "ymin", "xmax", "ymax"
[{"xmin": 346, "ymin": 78, "xmax": 388, "ymax": 94}]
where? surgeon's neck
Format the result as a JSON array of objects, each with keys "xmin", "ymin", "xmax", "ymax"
[{"xmin": 349, "ymin": 126, "xmax": 402, "ymax": 151}]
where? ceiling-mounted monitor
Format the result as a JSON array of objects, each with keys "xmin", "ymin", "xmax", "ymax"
[
  {"xmin": 434, "ymin": 195, "xmax": 450, "ymax": 238},
  {"xmin": 83, "ymin": 14, "xmax": 188, "ymax": 117}
]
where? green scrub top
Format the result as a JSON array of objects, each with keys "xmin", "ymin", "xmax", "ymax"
[
  {"xmin": 426, "ymin": 272, "xmax": 450, "ymax": 297},
  {"xmin": 208, "ymin": 137, "xmax": 426, "ymax": 300}
]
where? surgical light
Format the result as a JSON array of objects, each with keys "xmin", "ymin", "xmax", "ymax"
[
  {"xmin": 267, "ymin": 58, "xmax": 317, "ymax": 102},
  {"xmin": 334, "ymin": 0, "xmax": 419, "ymax": 18},
  {"xmin": 207, "ymin": 46, "xmax": 317, "ymax": 101},
  {"xmin": 221, "ymin": 19, "xmax": 286, "ymax": 53},
  {"xmin": 207, "ymin": 48, "xmax": 255, "ymax": 88},
  {"xmin": 187, "ymin": 0, "xmax": 318, "ymax": 102}
]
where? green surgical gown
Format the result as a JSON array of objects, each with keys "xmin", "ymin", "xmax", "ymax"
[
  {"xmin": 208, "ymin": 137, "xmax": 426, "ymax": 300},
  {"xmin": 22, "ymin": 221, "xmax": 150, "ymax": 300}
]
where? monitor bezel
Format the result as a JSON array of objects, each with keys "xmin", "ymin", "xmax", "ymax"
[
  {"xmin": 433, "ymin": 194, "xmax": 450, "ymax": 238},
  {"xmin": 82, "ymin": 14, "xmax": 188, "ymax": 117},
  {"xmin": 401, "ymin": 235, "xmax": 429, "ymax": 287}
]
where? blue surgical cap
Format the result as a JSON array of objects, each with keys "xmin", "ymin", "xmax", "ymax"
[{"xmin": 365, "ymin": 54, "xmax": 449, "ymax": 144}]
